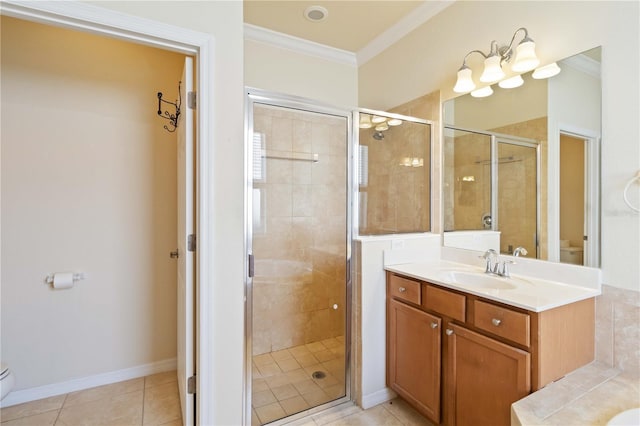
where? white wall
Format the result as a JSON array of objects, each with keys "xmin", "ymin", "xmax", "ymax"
[
  {"xmin": 244, "ymin": 39, "xmax": 358, "ymax": 107},
  {"xmin": 359, "ymin": 1, "xmax": 640, "ymax": 291},
  {"xmin": 1, "ymin": 17, "xmax": 183, "ymax": 389},
  {"xmin": 86, "ymin": 2, "xmax": 246, "ymax": 424}
]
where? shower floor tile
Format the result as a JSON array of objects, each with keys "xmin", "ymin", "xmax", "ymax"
[{"xmin": 251, "ymin": 337, "xmax": 346, "ymax": 425}]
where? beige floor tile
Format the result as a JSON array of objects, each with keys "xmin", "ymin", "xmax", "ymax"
[
  {"xmin": 142, "ymin": 383, "xmax": 181, "ymax": 426},
  {"xmin": 314, "ymin": 349, "xmax": 338, "ymax": 363},
  {"xmin": 301, "ymin": 389, "xmax": 330, "ymax": 407},
  {"xmin": 383, "ymin": 399, "xmax": 434, "ymax": 426},
  {"xmin": 323, "ymin": 404, "xmax": 400, "ymax": 426},
  {"xmin": 322, "ymin": 384, "xmax": 345, "ymax": 400},
  {"xmin": 251, "ymin": 409, "xmax": 261, "ymax": 426},
  {"xmin": 270, "ymin": 349, "xmax": 293, "ymax": 362},
  {"xmin": 289, "ymin": 345, "xmax": 312, "ymax": 358},
  {"xmin": 265, "ymin": 372, "xmax": 291, "ymax": 389},
  {"xmin": 279, "ymin": 395, "xmax": 310, "ymax": 416},
  {"xmin": 321, "ymin": 338, "xmax": 341, "ymax": 349},
  {"xmin": 314, "ymin": 373, "xmax": 340, "ymax": 389},
  {"xmin": 285, "ymin": 369, "xmax": 309, "ymax": 384},
  {"xmin": 294, "ymin": 379, "xmax": 322, "ymax": 395},
  {"xmin": 0, "ymin": 395, "xmax": 66, "ymax": 422},
  {"xmin": 277, "ymin": 357, "xmax": 302, "ymax": 372},
  {"xmin": 56, "ymin": 390, "xmax": 143, "ymax": 426},
  {"xmin": 157, "ymin": 419, "xmax": 183, "ymax": 426},
  {"xmin": 64, "ymin": 378, "xmax": 144, "ymax": 407},
  {"xmin": 312, "ymin": 403, "xmax": 362, "ymax": 426},
  {"xmin": 0, "ymin": 410, "xmax": 59, "ymax": 426},
  {"xmin": 254, "ymin": 353, "xmax": 276, "ymax": 367},
  {"xmin": 252, "ymin": 364, "xmax": 263, "ymax": 380},
  {"xmin": 306, "ymin": 341, "xmax": 327, "ymax": 353},
  {"xmin": 252, "ymin": 378, "xmax": 270, "ymax": 393},
  {"xmin": 270, "ymin": 383, "xmax": 299, "ymax": 401},
  {"xmin": 257, "ymin": 362, "xmax": 283, "ymax": 378},
  {"xmin": 252, "ymin": 389, "xmax": 277, "ymax": 408},
  {"xmin": 145, "ymin": 371, "xmax": 177, "ymax": 389},
  {"xmin": 255, "ymin": 402, "xmax": 286, "ymax": 424},
  {"xmin": 295, "ymin": 353, "xmax": 320, "ymax": 368}
]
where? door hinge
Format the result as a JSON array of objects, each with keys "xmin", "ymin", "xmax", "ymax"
[
  {"xmin": 188, "ymin": 234, "xmax": 196, "ymax": 252},
  {"xmin": 188, "ymin": 91, "xmax": 197, "ymax": 109},
  {"xmin": 187, "ymin": 375, "xmax": 196, "ymax": 394}
]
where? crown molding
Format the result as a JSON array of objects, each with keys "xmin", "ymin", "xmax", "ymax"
[
  {"xmin": 561, "ymin": 53, "xmax": 601, "ymax": 78},
  {"xmin": 244, "ymin": 23, "xmax": 357, "ymax": 67},
  {"xmin": 356, "ymin": 0, "xmax": 455, "ymax": 65}
]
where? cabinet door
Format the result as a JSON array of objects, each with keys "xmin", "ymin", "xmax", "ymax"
[
  {"xmin": 446, "ymin": 323, "xmax": 530, "ymax": 426},
  {"xmin": 388, "ymin": 298, "xmax": 441, "ymax": 423}
]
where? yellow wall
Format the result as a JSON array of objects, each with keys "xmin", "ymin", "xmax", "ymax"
[
  {"xmin": 1, "ymin": 16, "xmax": 183, "ymax": 389},
  {"xmin": 560, "ymin": 134, "xmax": 585, "ymax": 247}
]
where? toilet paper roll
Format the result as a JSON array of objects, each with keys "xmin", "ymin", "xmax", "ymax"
[{"xmin": 53, "ymin": 272, "xmax": 74, "ymax": 289}]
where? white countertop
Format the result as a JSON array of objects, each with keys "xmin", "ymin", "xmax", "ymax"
[{"xmin": 385, "ymin": 260, "xmax": 601, "ymax": 312}]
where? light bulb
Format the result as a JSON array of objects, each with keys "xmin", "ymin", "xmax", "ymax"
[
  {"xmin": 498, "ymin": 75, "xmax": 524, "ymax": 89},
  {"xmin": 512, "ymin": 37, "xmax": 539, "ymax": 72},
  {"xmin": 471, "ymin": 86, "xmax": 493, "ymax": 98},
  {"xmin": 480, "ymin": 55, "xmax": 505, "ymax": 83},
  {"xmin": 532, "ymin": 62, "xmax": 561, "ymax": 79},
  {"xmin": 453, "ymin": 65, "xmax": 476, "ymax": 93}
]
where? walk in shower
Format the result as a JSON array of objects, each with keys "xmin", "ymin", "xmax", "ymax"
[{"xmin": 245, "ymin": 92, "xmax": 351, "ymax": 425}]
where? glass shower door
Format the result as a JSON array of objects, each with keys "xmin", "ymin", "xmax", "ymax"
[{"xmin": 247, "ymin": 97, "xmax": 350, "ymax": 425}]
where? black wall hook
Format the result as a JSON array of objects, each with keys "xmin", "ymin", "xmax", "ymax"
[{"xmin": 157, "ymin": 81, "xmax": 181, "ymax": 133}]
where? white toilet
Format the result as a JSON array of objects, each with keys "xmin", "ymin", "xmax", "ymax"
[{"xmin": 0, "ymin": 363, "xmax": 16, "ymax": 401}]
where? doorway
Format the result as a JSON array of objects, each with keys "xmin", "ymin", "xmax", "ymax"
[
  {"xmin": 245, "ymin": 91, "xmax": 352, "ymax": 425},
  {"xmin": 0, "ymin": 11, "xmax": 198, "ymax": 424}
]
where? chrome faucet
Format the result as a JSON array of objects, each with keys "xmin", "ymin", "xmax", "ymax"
[
  {"xmin": 480, "ymin": 249, "xmax": 499, "ymax": 274},
  {"xmin": 480, "ymin": 249, "xmax": 514, "ymax": 277},
  {"xmin": 513, "ymin": 246, "xmax": 528, "ymax": 257}
]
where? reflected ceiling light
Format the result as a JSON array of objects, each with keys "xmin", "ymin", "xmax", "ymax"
[
  {"xmin": 453, "ymin": 28, "xmax": 539, "ymax": 94},
  {"xmin": 498, "ymin": 74, "xmax": 524, "ymax": 89},
  {"xmin": 532, "ymin": 62, "xmax": 561, "ymax": 79},
  {"xmin": 375, "ymin": 122, "xmax": 389, "ymax": 132},
  {"xmin": 387, "ymin": 118, "xmax": 403, "ymax": 126},
  {"xmin": 359, "ymin": 114, "xmax": 372, "ymax": 129},
  {"xmin": 471, "ymin": 86, "xmax": 493, "ymax": 98},
  {"xmin": 371, "ymin": 115, "xmax": 386, "ymax": 124}
]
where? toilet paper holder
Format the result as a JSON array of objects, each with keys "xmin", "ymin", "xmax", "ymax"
[{"xmin": 44, "ymin": 272, "xmax": 86, "ymax": 285}]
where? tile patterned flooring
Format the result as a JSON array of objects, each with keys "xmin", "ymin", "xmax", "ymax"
[
  {"xmin": 251, "ymin": 337, "xmax": 346, "ymax": 425},
  {"xmin": 0, "ymin": 371, "xmax": 181, "ymax": 426},
  {"xmin": 1, "ymin": 353, "xmax": 434, "ymax": 426}
]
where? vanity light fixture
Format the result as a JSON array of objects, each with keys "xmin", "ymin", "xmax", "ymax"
[
  {"xmin": 454, "ymin": 27, "xmax": 540, "ymax": 93},
  {"xmin": 498, "ymin": 74, "xmax": 524, "ymax": 89},
  {"xmin": 359, "ymin": 115, "xmax": 372, "ymax": 129},
  {"xmin": 371, "ymin": 115, "xmax": 386, "ymax": 124},
  {"xmin": 387, "ymin": 118, "xmax": 402, "ymax": 126},
  {"xmin": 375, "ymin": 122, "xmax": 389, "ymax": 132},
  {"xmin": 532, "ymin": 62, "xmax": 561, "ymax": 79},
  {"xmin": 471, "ymin": 86, "xmax": 494, "ymax": 98}
]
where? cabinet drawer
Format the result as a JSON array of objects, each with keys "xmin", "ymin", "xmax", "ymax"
[
  {"xmin": 424, "ymin": 285, "xmax": 465, "ymax": 322},
  {"xmin": 474, "ymin": 300, "xmax": 530, "ymax": 347},
  {"xmin": 389, "ymin": 274, "xmax": 421, "ymax": 305}
]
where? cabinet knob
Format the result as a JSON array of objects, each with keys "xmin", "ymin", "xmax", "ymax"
[
  {"xmin": 430, "ymin": 322, "xmax": 438, "ymax": 329},
  {"xmin": 492, "ymin": 318, "xmax": 502, "ymax": 326},
  {"xmin": 445, "ymin": 329, "xmax": 454, "ymax": 336},
  {"xmin": 398, "ymin": 287, "xmax": 406, "ymax": 293}
]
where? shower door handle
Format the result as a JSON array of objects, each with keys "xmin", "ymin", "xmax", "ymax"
[{"xmin": 248, "ymin": 254, "xmax": 255, "ymax": 278}]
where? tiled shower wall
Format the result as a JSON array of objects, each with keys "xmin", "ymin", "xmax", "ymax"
[{"xmin": 251, "ymin": 105, "xmax": 346, "ymax": 356}]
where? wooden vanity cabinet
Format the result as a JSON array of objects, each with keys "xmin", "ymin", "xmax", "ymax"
[
  {"xmin": 388, "ymin": 298, "xmax": 441, "ymax": 422},
  {"xmin": 444, "ymin": 322, "xmax": 530, "ymax": 426},
  {"xmin": 386, "ymin": 271, "xmax": 595, "ymax": 426}
]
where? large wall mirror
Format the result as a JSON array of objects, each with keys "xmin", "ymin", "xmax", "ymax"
[{"xmin": 443, "ymin": 47, "xmax": 601, "ymax": 267}]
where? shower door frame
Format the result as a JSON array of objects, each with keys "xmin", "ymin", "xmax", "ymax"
[{"xmin": 244, "ymin": 88, "xmax": 354, "ymax": 425}]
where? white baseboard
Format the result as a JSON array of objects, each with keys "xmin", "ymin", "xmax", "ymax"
[
  {"xmin": 0, "ymin": 358, "xmax": 176, "ymax": 408},
  {"xmin": 361, "ymin": 387, "xmax": 397, "ymax": 409}
]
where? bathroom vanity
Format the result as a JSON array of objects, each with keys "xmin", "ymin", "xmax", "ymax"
[{"xmin": 385, "ymin": 263, "xmax": 597, "ymax": 426}]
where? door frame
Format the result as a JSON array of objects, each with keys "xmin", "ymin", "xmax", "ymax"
[
  {"xmin": 0, "ymin": 1, "xmax": 213, "ymax": 423},
  {"xmin": 244, "ymin": 88, "xmax": 354, "ymax": 425}
]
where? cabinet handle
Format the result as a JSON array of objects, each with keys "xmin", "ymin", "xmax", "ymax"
[
  {"xmin": 445, "ymin": 329, "xmax": 454, "ymax": 336},
  {"xmin": 398, "ymin": 287, "xmax": 406, "ymax": 293},
  {"xmin": 430, "ymin": 322, "xmax": 438, "ymax": 329},
  {"xmin": 492, "ymin": 318, "xmax": 502, "ymax": 326}
]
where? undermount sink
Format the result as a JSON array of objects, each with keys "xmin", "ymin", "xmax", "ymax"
[{"xmin": 441, "ymin": 271, "xmax": 518, "ymax": 290}]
